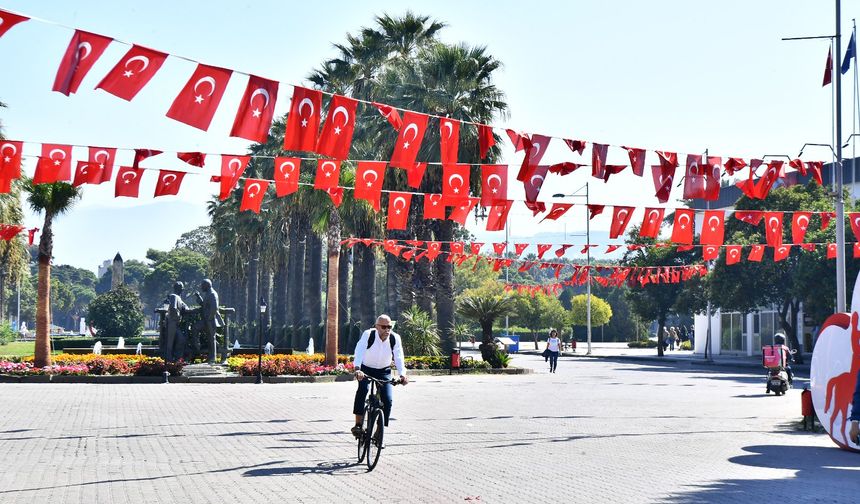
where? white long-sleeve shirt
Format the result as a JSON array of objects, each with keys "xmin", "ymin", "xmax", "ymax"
[{"xmin": 353, "ymin": 328, "xmax": 406, "ymax": 376}]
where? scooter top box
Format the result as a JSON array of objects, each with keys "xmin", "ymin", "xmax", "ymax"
[{"xmin": 762, "ymin": 345, "xmax": 784, "ymax": 368}]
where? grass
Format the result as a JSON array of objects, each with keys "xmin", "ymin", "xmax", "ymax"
[{"xmin": 0, "ymin": 340, "xmax": 35, "ymax": 358}]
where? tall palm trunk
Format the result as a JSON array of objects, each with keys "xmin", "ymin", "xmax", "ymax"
[
  {"xmin": 337, "ymin": 244, "xmax": 350, "ymax": 353},
  {"xmin": 361, "ymin": 245, "xmax": 377, "ymax": 329},
  {"xmin": 34, "ymin": 211, "xmax": 54, "ymax": 367},
  {"xmin": 385, "ymin": 255, "xmax": 399, "ymax": 317},
  {"xmin": 350, "ymin": 245, "xmax": 364, "ymax": 348},
  {"xmin": 434, "ymin": 220, "xmax": 455, "ymax": 354},
  {"xmin": 308, "ymin": 233, "xmax": 323, "ymax": 350},
  {"xmin": 324, "ymin": 213, "xmax": 341, "ymax": 366},
  {"xmin": 287, "ymin": 221, "xmax": 304, "ymax": 331},
  {"xmin": 246, "ymin": 244, "xmax": 259, "ymax": 342},
  {"xmin": 272, "ymin": 261, "xmax": 287, "ymax": 344},
  {"xmin": 414, "ymin": 226, "xmax": 434, "ymax": 316}
]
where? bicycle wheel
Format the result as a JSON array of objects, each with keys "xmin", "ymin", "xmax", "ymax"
[
  {"xmin": 356, "ymin": 406, "xmax": 371, "ymax": 463},
  {"xmin": 365, "ymin": 409, "xmax": 384, "ymax": 471}
]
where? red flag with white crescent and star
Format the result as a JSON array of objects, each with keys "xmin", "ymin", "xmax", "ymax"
[
  {"xmin": 763, "ymin": 212, "xmax": 784, "ymax": 247},
  {"xmin": 791, "ymin": 212, "xmax": 812, "ymax": 243},
  {"xmin": 88, "ymin": 146, "xmax": 116, "ymax": 184},
  {"xmin": 72, "ymin": 161, "xmax": 102, "ymax": 187},
  {"xmin": 439, "ymin": 117, "xmax": 460, "ymax": 165},
  {"xmin": 734, "ymin": 210, "xmax": 763, "ymax": 226},
  {"xmin": 386, "ymin": 192, "xmax": 413, "ymax": 230},
  {"xmin": 651, "ymin": 164, "xmax": 675, "ymax": 204},
  {"xmin": 821, "ymin": 211, "xmax": 836, "ymax": 230},
  {"xmin": 230, "ymin": 75, "xmax": 279, "ymax": 142},
  {"xmin": 541, "ymin": 203, "xmax": 573, "ymax": 222},
  {"xmin": 774, "ymin": 245, "xmax": 791, "ymax": 262},
  {"xmin": 372, "ymin": 102, "xmax": 402, "ymax": 131},
  {"xmin": 516, "ymin": 134, "xmax": 549, "ymax": 182},
  {"xmin": 423, "ymin": 194, "xmax": 445, "ymax": 220},
  {"xmin": 240, "ymin": 178, "xmax": 270, "ymax": 213},
  {"xmin": 591, "ymin": 143, "xmax": 608, "ymax": 180},
  {"xmin": 177, "ymin": 151, "xmax": 206, "ymax": 168},
  {"xmin": 587, "ymin": 204, "xmax": 605, "ymax": 220},
  {"xmin": 448, "ymin": 197, "xmax": 478, "ymax": 225},
  {"xmin": 0, "ymin": 140, "xmax": 23, "ymax": 179},
  {"xmin": 806, "ymin": 161, "xmax": 823, "ymax": 185},
  {"xmin": 96, "ymin": 45, "xmax": 167, "ymax": 101},
  {"xmin": 154, "ymin": 170, "xmax": 186, "ymax": 197},
  {"xmin": 682, "ymin": 154, "xmax": 707, "ymax": 200},
  {"xmin": 702, "ymin": 245, "xmax": 720, "ymax": 261},
  {"xmin": 316, "ymin": 94, "xmax": 358, "ymax": 160},
  {"xmin": 284, "ymin": 86, "xmax": 322, "ymax": 152},
  {"xmin": 34, "ymin": 144, "xmax": 73, "ymax": 184},
  {"xmin": 639, "ymin": 208, "xmax": 665, "ymax": 238},
  {"xmin": 725, "ymin": 245, "xmax": 742, "ymax": 265},
  {"xmin": 442, "ymin": 163, "xmax": 471, "ymax": 205},
  {"xmin": 114, "ymin": 166, "xmax": 144, "ymax": 198},
  {"xmin": 609, "ymin": 206, "xmax": 635, "ymax": 239},
  {"xmin": 670, "ymin": 209, "xmax": 695, "ymax": 245},
  {"xmin": 219, "ymin": 155, "xmax": 250, "ymax": 200},
  {"xmin": 132, "ymin": 149, "xmax": 162, "ymax": 168},
  {"xmin": 622, "ymin": 146, "xmax": 646, "ymax": 177},
  {"xmin": 827, "ymin": 243, "xmax": 838, "ymax": 259},
  {"xmin": 480, "ymin": 164, "xmax": 507, "ymax": 207},
  {"xmin": 326, "ymin": 187, "xmax": 344, "ymax": 208},
  {"xmin": 724, "ymin": 157, "xmax": 747, "ymax": 176},
  {"xmin": 314, "ymin": 159, "xmax": 341, "ymax": 191},
  {"xmin": 166, "ymin": 63, "xmax": 233, "ymax": 131},
  {"xmin": 354, "ymin": 161, "xmax": 386, "ymax": 211},
  {"xmin": 565, "ymin": 138, "xmax": 586, "ymax": 155},
  {"xmin": 700, "ymin": 210, "xmax": 725, "ymax": 246},
  {"xmin": 748, "ymin": 244, "xmax": 765, "ymax": 262},
  {"xmin": 478, "ymin": 124, "xmax": 495, "ymax": 160},
  {"xmin": 53, "ymin": 30, "xmax": 113, "ymax": 96},
  {"xmin": 506, "ymin": 129, "xmax": 531, "ymax": 152},
  {"xmin": 390, "ymin": 111, "xmax": 429, "ymax": 169},
  {"xmin": 486, "ymin": 200, "xmax": 513, "ymax": 232},
  {"xmin": 523, "ymin": 164, "xmax": 549, "ymax": 205},
  {"xmin": 849, "ymin": 212, "xmax": 860, "ymax": 241},
  {"xmin": 406, "ymin": 162, "xmax": 428, "ymax": 189},
  {"xmin": 0, "ymin": 9, "xmax": 28, "ymax": 38},
  {"xmin": 273, "ymin": 157, "xmax": 300, "ymax": 197}
]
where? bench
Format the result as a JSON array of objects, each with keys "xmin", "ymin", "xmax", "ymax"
[
  {"xmin": 62, "ymin": 347, "xmax": 161, "ymax": 356},
  {"xmin": 231, "ymin": 347, "xmax": 294, "ymax": 356}
]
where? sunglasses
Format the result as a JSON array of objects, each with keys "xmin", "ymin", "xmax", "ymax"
[{"xmin": 376, "ymin": 324, "xmax": 392, "ymax": 330}]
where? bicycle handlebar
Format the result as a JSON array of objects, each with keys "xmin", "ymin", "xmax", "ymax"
[{"xmin": 360, "ymin": 375, "xmax": 402, "ymax": 385}]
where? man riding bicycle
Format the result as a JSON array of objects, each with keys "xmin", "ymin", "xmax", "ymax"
[{"xmin": 351, "ymin": 315, "xmax": 408, "ymax": 441}]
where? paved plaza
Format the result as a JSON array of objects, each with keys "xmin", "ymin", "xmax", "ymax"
[{"xmin": 1, "ymin": 353, "xmax": 858, "ymax": 503}]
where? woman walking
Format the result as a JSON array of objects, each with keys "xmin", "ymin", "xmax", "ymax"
[{"xmin": 546, "ymin": 329, "xmax": 561, "ymax": 373}]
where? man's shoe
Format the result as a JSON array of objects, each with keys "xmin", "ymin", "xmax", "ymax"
[{"xmin": 351, "ymin": 425, "xmax": 362, "ymax": 438}]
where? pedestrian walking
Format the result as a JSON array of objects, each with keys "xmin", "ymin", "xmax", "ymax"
[
  {"xmin": 669, "ymin": 327, "xmax": 678, "ymax": 351},
  {"xmin": 680, "ymin": 325, "xmax": 688, "ymax": 346},
  {"xmin": 546, "ymin": 329, "xmax": 561, "ymax": 373},
  {"xmin": 662, "ymin": 327, "xmax": 670, "ymax": 351}
]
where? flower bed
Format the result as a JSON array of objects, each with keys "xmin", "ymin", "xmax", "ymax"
[
  {"xmin": 404, "ymin": 356, "xmax": 490, "ymax": 370},
  {"xmin": 227, "ymin": 354, "xmax": 353, "ymax": 376},
  {"xmin": 1, "ymin": 354, "xmax": 184, "ymax": 376}
]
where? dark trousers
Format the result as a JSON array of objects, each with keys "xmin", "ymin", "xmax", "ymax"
[
  {"xmin": 548, "ymin": 351, "xmax": 559, "ymax": 371},
  {"xmin": 353, "ymin": 365, "xmax": 393, "ymax": 426}
]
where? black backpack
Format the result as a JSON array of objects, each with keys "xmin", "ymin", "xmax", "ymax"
[{"xmin": 366, "ymin": 329, "xmax": 396, "ymax": 350}]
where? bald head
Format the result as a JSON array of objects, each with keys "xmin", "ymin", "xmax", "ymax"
[{"xmin": 375, "ymin": 314, "xmax": 393, "ymax": 339}]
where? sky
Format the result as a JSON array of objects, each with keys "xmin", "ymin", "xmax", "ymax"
[{"xmin": 0, "ymin": 1, "xmax": 856, "ymax": 273}]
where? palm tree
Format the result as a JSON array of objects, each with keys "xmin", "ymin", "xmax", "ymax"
[
  {"xmin": 398, "ymin": 306, "xmax": 441, "ymax": 356},
  {"xmin": 457, "ymin": 294, "xmax": 514, "ymax": 361},
  {"xmin": 0, "ymin": 102, "xmax": 29, "ymax": 323},
  {"xmin": 25, "ymin": 180, "xmax": 81, "ymax": 367}
]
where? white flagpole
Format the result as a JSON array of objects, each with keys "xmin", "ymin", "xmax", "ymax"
[{"xmin": 853, "ymin": 21, "xmax": 858, "ymax": 202}]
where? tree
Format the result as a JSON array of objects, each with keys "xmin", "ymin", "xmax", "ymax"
[
  {"xmin": 457, "ymin": 294, "xmax": 514, "ymax": 361},
  {"xmin": 398, "ymin": 306, "xmax": 441, "ymax": 356},
  {"xmin": 569, "ymin": 294, "xmax": 613, "ymax": 338},
  {"xmin": 25, "ymin": 180, "xmax": 81, "ymax": 367},
  {"xmin": 174, "ymin": 225, "xmax": 214, "ymax": 257},
  {"xmin": 140, "ymin": 248, "xmax": 209, "ymax": 313},
  {"xmin": 87, "ymin": 285, "xmax": 145, "ymax": 339},
  {"xmin": 511, "ymin": 291, "xmax": 570, "ymax": 349}
]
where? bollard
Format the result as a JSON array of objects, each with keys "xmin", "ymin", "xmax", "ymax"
[
  {"xmin": 801, "ymin": 388, "xmax": 814, "ymax": 430},
  {"xmin": 450, "ymin": 348, "xmax": 461, "ymax": 374},
  {"xmin": 163, "ymin": 371, "xmax": 170, "ymax": 384}
]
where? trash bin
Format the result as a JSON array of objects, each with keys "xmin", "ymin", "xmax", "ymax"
[
  {"xmin": 509, "ymin": 336, "xmax": 520, "ymax": 353},
  {"xmin": 450, "ymin": 348, "xmax": 460, "ymax": 370}
]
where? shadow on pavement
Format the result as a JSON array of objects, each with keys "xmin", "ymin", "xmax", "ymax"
[
  {"xmin": 243, "ymin": 460, "xmax": 366, "ymax": 477},
  {"xmin": 663, "ymin": 444, "xmax": 860, "ymax": 503}
]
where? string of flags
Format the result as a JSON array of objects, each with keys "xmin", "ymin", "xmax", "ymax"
[{"xmin": 0, "ymin": 224, "xmax": 39, "ymax": 245}]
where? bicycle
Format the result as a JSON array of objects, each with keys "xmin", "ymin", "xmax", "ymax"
[{"xmin": 355, "ymin": 375, "xmax": 400, "ymax": 471}]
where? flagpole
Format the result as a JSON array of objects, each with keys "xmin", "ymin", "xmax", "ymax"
[
  {"xmin": 853, "ymin": 20, "xmax": 858, "ymax": 203},
  {"xmin": 835, "ymin": 0, "xmax": 848, "ymax": 312}
]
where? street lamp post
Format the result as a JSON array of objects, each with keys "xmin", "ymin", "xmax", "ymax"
[
  {"xmin": 256, "ymin": 297, "xmax": 267, "ymax": 384},
  {"xmin": 553, "ymin": 182, "xmax": 592, "ymax": 355}
]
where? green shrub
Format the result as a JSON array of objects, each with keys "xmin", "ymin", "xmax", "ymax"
[
  {"xmin": 0, "ymin": 323, "xmax": 15, "ymax": 345},
  {"xmin": 87, "ymin": 286, "xmax": 145, "ymax": 339},
  {"xmin": 398, "ymin": 307, "xmax": 442, "ymax": 356},
  {"xmin": 627, "ymin": 340, "xmax": 658, "ymax": 348},
  {"xmin": 486, "ymin": 349, "xmax": 511, "ymax": 368}
]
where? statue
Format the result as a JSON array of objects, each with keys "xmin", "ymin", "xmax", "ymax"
[
  {"xmin": 196, "ymin": 279, "xmax": 224, "ymax": 365},
  {"xmin": 163, "ymin": 281, "xmax": 189, "ymax": 361}
]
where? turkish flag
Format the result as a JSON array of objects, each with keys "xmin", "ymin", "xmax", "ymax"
[
  {"xmin": 480, "ymin": 164, "xmax": 507, "ymax": 207},
  {"xmin": 703, "ymin": 156, "xmax": 722, "ymax": 200},
  {"xmin": 273, "ymin": 157, "xmax": 300, "ymax": 197},
  {"xmin": 325, "ymin": 187, "xmax": 344, "ymax": 208},
  {"xmin": 114, "ymin": 166, "xmax": 144, "ymax": 198},
  {"xmin": 478, "ymin": 124, "xmax": 495, "ymax": 160},
  {"xmin": 240, "ymin": 178, "xmax": 269, "ymax": 213},
  {"xmin": 564, "ymin": 139, "xmax": 586, "ymax": 155},
  {"xmin": 591, "ymin": 143, "xmax": 609, "ymax": 180},
  {"xmin": 827, "ymin": 243, "xmax": 838, "ymax": 259},
  {"xmin": 72, "ymin": 161, "xmax": 102, "ymax": 187},
  {"xmin": 219, "ymin": 155, "xmax": 250, "ymax": 200},
  {"xmin": 177, "ymin": 151, "xmax": 206, "ymax": 168},
  {"xmin": 734, "ymin": 210, "xmax": 763, "ymax": 226},
  {"xmin": 442, "ymin": 163, "xmax": 471, "ymax": 204},
  {"xmin": 700, "ymin": 210, "xmax": 725, "ymax": 246},
  {"xmin": 132, "ymin": 149, "xmax": 162, "ymax": 168},
  {"xmin": 587, "ymin": 204, "xmax": 605, "ymax": 220},
  {"xmin": 548, "ymin": 162, "xmax": 586, "ymax": 175},
  {"xmin": 386, "ymin": 192, "xmax": 413, "ymax": 230},
  {"xmin": 763, "ymin": 212, "xmax": 784, "ymax": 247},
  {"xmin": 725, "ymin": 245, "xmax": 742, "ymax": 265},
  {"xmin": 390, "ymin": 111, "xmax": 428, "ymax": 169},
  {"xmin": 316, "ymin": 94, "xmax": 358, "ymax": 160},
  {"xmin": 683, "ymin": 154, "xmax": 708, "ymax": 199},
  {"xmin": 87, "ymin": 146, "xmax": 116, "ymax": 184},
  {"xmin": 748, "ymin": 244, "xmax": 765, "ymax": 262},
  {"xmin": 0, "ymin": 9, "xmax": 28, "ymax": 38},
  {"xmin": 96, "ymin": 45, "xmax": 167, "ymax": 101},
  {"xmin": 423, "ymin": 194, "xmax": 445, "ymax": 220},
  {"xmin": 536, "ymin": 244, "xmax": 553, "ymax": 259},
  {"xmin": 609, "ymin": 206, "xmax": 634, "ymax": 239},
  {"xmin": 806, "ymin": 161, "xmax": 824, "ymax": 185},
  {"xmin": 525, "ymin": 201, "xmax": 546, "ymax": 216},
  {"xmin": 506, "ymin": 129, "xmax": 531, "ymax": 152},
  {"xmin": 639, "ymin": 208, "xmax": 665, "ymax": 238},
  {"xmin": 151, "ymin": 169, "xmax": 185, "ymax": 197},
  {"xmin": 0, "ymin": 140, "xmax": 23, "ymax": 179},
  {"xmin": 651, "ymin": 164, "xmax": 676, "ymax": 203},
  {"xmin": 53, "ymin": 30, "xmax": 113, "ymax": 96},
  {"xmin": 821, "ymin": 212, "xmax": 836, "ymax": 230},
  {"xmin": 230, "ymin": 75, "xmax": 279, "ymax": 142},
  {"xmin": 372, "ymin": 102, "xmax": 402, "ymax": 131},
  {"xmin": 439, "ymin": 118, "xmax": 460, "ymax": 165},
  {"xmin": 702, "ymin": 245, "xmax": 720, "ymax": 261},
  {"xmin": 487, "ymin": 200, "xmax": 510, "ymax": 232},
  {"xmin": 406, "ymin": 162, "xmax": 428, "ymax": 189},
  {"xmin": 166, "ymin": 64, "xmax": 232, "ymax": 131},
  {"xmin": 656, "ymin": 151, "xmax": 678, "ymax": 170},
  {"xmin": 515, "ymin": 243, "xmax": 529, "ymax": 256},
  {"xmin": 314, "ymin": 159, "xmax": 341, "ymax": 190},
  {"xmin": 541, "ymin": 203, "xmax": 573, "ymax": 222},
  {"xmin": 523, "ymin": 164, "xmax": 549, "ymax": 204},
  {"xmin": 724, "ymin": 157, "xmax": 747, "ymax": 176},
  {"xmin": 855, "ymin": 243, "xmax": 860, "ymax": 258},
  {"xmin": 34, "ymin": 144, "xmax": 73, "ymax": 184},
  {"xmin": 791, "ymin": 212, "xmax": 812, "ymax": 243},
  {"xmin": 283, "ymin": 86, "xmax": 322, "ymax": 152},
  {"xmin": 449, "ymin": 197, "xmax": 478, "ymax": 225},
  {"xmin": 470, "ymin": 242, "xmax": 484, "ymax": 255},
  {"xmin": 355, "ymin": 161, "xmax": 386, "ymax": 211},
  {"xmin": 670, "ymin": 209, "xmax": 695, "ymax": 245},
  {"xmin": 849, "ymin": 212, "xmax": 860, "ymax": 241},
  {"xmin": 799, "ymin": 243, "xmax": 816, "ymax": 252},
  {"xmin": 622, "ymin": 146, "xmax": 646, "ymax": 176},
  {"xmin": 773, "ymin": 245, "xmax": 791, "ymax": 262},
  {"xmin": 516, "ymin": 134, "xmax": 549, "ymax": 182}
]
